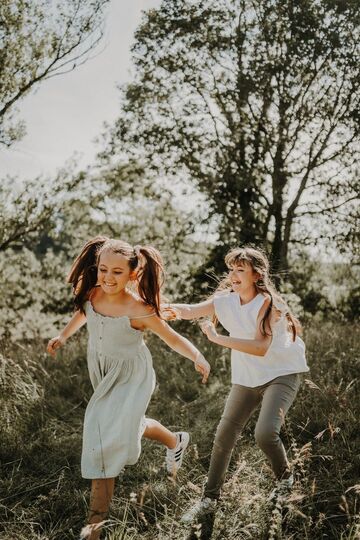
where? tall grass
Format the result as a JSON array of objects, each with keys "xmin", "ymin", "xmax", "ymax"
[{"xmin": 0, "ymin": 322, "xmax": 359, "ymax": 539}]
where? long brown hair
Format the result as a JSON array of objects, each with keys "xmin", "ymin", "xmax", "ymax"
[
  {"xmin": 67, "ymin": 237, "xmax": 165, "ymax": 316},
  {"xmin": 216, "ymin": 246, "xmax": 301, "ymax": 341}
]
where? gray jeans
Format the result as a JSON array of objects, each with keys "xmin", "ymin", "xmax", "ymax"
[{"xmin": 204, "ymin": 373, "xmax": 301, "ymax": 500}]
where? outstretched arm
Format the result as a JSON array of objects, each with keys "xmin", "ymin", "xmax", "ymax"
[
  {"xmin": 47, "ymin": 310, "xmax": 87, "ymax": 357},
  {"xmin": 143, "ymin": 316, "xmax": 210, "ymax": 383},
  {"xmin": 168, "ymin": 298, "xmax": 215, "ymax": 320},
  {"xmin": 200, "ymin": 298, "xmax": 274, "ymax": 357}
]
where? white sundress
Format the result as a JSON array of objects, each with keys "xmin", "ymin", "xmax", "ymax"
[{"xmin": 81, "ymin": 301, "xmax": 156, "ymax": 479}]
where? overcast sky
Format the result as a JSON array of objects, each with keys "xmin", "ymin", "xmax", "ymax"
[{"xmin": 1, "ymin": 0, "xmax": 161, "ymax": 180}]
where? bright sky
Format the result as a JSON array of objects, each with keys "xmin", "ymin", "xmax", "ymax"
[{"xmin": 1, "ymin": 0, "xmax": 161, "ymax": 180}]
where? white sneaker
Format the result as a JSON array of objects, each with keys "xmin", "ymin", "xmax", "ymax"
[
  {"xmin": 269, "ymin": 473, "xmax": 294, "ymax": 501},
  {"xmin": 180, "ymin": 497, "xmax": 217, "ymax": 524},
  {"xmin": 165, "ymin": 431, "xmax": 190, "ymax": 474}
]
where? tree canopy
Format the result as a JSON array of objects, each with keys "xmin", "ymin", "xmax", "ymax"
[
  {"xmin": 0, "ymin": 0, "xmax": 109, "ymax": 146},
  {"xmin": 102, "ymin": 0, "xmax": 360, "ymax": 273}
]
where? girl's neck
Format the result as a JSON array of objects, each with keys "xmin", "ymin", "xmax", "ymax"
[
  {"xmin": 238, "ymin": 286, "xmax": 258, "ymax": 306},
  {"xmin": 98, "ymin": 287, "xmax": 129, "ymax": 304}
]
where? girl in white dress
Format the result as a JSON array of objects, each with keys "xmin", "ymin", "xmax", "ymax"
[
  {"xmin": 169, "ymin": 246, "xmax": 309, "ymax": 522},
  {"xmin": 47, "ymin": 236, "xmax": 210, "ymax": 540}
]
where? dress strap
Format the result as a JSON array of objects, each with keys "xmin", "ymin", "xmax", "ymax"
[{"xmin": 129, "ymin": 312, "xmax": 157, "ymax": 320}]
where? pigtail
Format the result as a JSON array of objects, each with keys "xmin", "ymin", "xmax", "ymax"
[
  {"xmin": 135, "ymin": 245, "xmax": 164, "ymax": 317},
  {"xmin": 67, "ymin": 236, "xmax": 109, "ymax": 313},
  {"xmin": 259, "ymin": 286, "xmax": 274, "ymax": 338}
]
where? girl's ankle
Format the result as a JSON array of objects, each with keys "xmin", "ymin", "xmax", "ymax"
[
  {"xmin": 167, "ymin": 432, "xmax": 177, "ymax": 449},
  {"xmin": 82, "ymin": 512, "xmax": 108, "ymax": 540}
]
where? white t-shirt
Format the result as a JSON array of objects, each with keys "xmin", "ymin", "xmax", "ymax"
[{"xmin": 213, "ymin": 292, "xmax": 309, "ymax": 387}]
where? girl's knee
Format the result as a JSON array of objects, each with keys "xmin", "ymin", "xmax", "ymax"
[
  {"xmin": 254, "ymin": 425, "xmax": 279, "ymax": 449},
  {"xmin": 214, "ymin": 417, "xmax": 241, "ymax": 448},
  {"xmin": 219, "ymin": 413, "xmax": 245, "ymax": 432}
]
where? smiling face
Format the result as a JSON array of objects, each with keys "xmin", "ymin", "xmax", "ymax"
[
  {"xmin": 228, "ymin": 260, "xmax": 259, "ymax": 295},
  {"xmin": 97, "ymin": 249, "xmax": 135, "ymax": 296}
]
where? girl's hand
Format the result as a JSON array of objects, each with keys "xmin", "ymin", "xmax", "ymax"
[
  {"xmin": 160, "ymin": 304, "xmax": 180, "ymax": 321},
  {"xmin": 199, "ymin": 320, "xmax": 218, "ymax": 342},
  {"xmin": 194, "ymin": 353, "xmax": 210, "ymax": 384},
  {"xmin": 47, "ymin": 335, "xmax": 66, "ymax": 357}
]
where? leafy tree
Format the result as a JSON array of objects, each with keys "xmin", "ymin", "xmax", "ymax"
[
  {"xmin": 0, "ymin": 0, "xmax": 109, "ymax": 146},
  {"xmin": 0, "ymin": 171, "xmax": 87, "ymax": 252},
  {"xmin": 102, "ymin": 0, "xmax": 360, "ymax": 274},
  {"xmin": 88, "ymin": 159, "xmax": 210, "ymax": 297}
]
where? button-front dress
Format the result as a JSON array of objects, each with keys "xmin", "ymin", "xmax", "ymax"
[{"xmin": 81, "ymin": 301, "xmax": 156, "ymax": 479}]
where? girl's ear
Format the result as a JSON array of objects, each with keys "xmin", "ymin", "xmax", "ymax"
[
  {"xmin": 254, "ymin": 272, "xmax": 262, "ymax": 283},
  {"xmin": 129, "ymin": 271, "xmax": 137, "ymax": 281}
]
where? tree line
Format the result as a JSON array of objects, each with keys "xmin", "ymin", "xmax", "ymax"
[{"xmin": 1, "ymin": 0, "xmax": 359, "ymax": 292}]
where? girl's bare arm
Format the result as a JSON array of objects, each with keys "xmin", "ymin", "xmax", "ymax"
[
  {"xmin": 168, "ymin": 298, "xmax": 215, "ymax": 320},
  {"xmin": 143, "ymin": 316, "xmax": 210, "ymax": 383},
  {"xmin": 47, "ymin": 310, "xmax": 87, "ymax": 357}
]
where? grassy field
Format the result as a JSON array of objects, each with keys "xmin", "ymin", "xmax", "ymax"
[{"xmin": 0, "ymin": 322, "xmax": 359, "ymax": 540}]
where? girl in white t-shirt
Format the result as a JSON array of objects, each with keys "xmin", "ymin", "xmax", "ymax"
[{"xmin": 170, "ymin": 246, "xmax": 309, "ymax": 522}]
